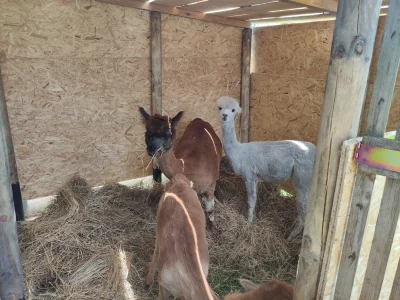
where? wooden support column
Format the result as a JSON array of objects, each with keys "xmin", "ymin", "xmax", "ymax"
[
  {"xmin": 0, "ymin": 70, "xmax": 25, "ymax": 299},
  {"xmin": 294, "ymin": 0, "xmax": 382, "ymax": 299},
  {"xmin": 150, "ymin": 11, "xmax": 162, "ymax": 183},
  {"xmin": 390, "ymin": 258, "xmax": 400, "ymax": 300},
  {"xmin": 334, "ymin": 1, "xmax": 400, "ymax": 299},
  {"xmin": 0, "ymin": 68, "xmax": 24, "ymax": 221},
  {"xmin": 240, "ymin": 28, "xmax": 251, "ymax": 143},
  {"xmin": 360, "ymin": 128, "xmax": 400, "ymax": 300}
]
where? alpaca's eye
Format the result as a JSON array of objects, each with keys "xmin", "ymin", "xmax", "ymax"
[
  {"xmin": 232, "ymin": 109, "xmax": 235, "ymax": 112},
  {"xmin": 218, "ymin": 107, "xmax": 222, "ymax": 110}
]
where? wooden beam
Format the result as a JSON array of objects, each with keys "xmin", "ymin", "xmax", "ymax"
[
  {"xmin": 294, "ymin": 0, "xmax": 383, "ymax": 299},
  {"xmin": 150, "ymin": 11, "xmax": 163, "ymax": 183},
  {"xmin": 390, "ymin": 258, "xmax": 400, "ymax": 300},
  {"xmin": 151, "ymin": 11, "xmax": 162, "ymax": 115},
  {"xmin": 240, "ymin": 28, "xmax": 251, "ymax": 143},
  {"xmin": 0, "ymin": 71, "xmax": 25, "ymax": 299},
  {"xmin": 360, "ymin": 128, "xmax": 400, "ymax": 300},
  {"xmin": 288, "ymin": 0, "xmax": 338, "ymax": 12},
  {"xmin": 365, "ymin": 0, "xmax": 400, "ymax": 137},
  {"xmin": 0, "ymin": 69, "xmax": 23, "ymax": 222},
  {"xmin": 95, "ymin": 0, "xmax": 251, "ymax": 28},
  {"xmin": 334, "ymin": 1, "xmax": 400, "ymax": 298}
]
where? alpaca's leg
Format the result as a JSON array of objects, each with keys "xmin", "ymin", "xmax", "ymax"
[
  {"xmin": 287, "ymin": 217, "xmax": 304, "ymax": 242},
  {"xmin": 204, "ymin": 192, "xmax": 217, "ymax": 232},
  {"xmin": 158, "ymin": 285, "xmax": 170, "ymax": 300},
  {"xmin": 245, "ymin": 180, "xmax": 258, "ymax": 222},
  {"xmin": 144, "ymin": 234, "xmax": 159, "ymax": 289}
]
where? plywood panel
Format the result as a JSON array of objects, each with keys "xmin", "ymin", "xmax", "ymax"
[
  {"xmin": 0, "ymin": 0, "xmax": 150, "ymax": 59},
  {"xmin": 250, "ymin": 73, "xmax": 323, "ymax": 144},
  {"xmin": 161, "ymin": 14, "xmax": 241, "ymax": 139},
  {"xmin": 1, "ymin": 55, "xmax": 151, "ymax": 199},
  {"xmin": 251, "ymin": 17, "xmax": 399, "ymax": 145}
]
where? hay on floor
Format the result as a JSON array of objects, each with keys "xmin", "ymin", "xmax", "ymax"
[{"xmin": 19, "ymin": 157, "xmax": 300, "ymax": 299}]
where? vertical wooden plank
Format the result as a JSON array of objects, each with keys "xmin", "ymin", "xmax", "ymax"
[
  {"xmin": 0, "ymin": 72, "xmax": 25, "ymax": 299},
  {"xmin": 150, "ymin": 11, "xmax": 162, "ymax": 183},
  {"xmin": 390, "ymin": 258, "xmax": 400, "ymax": 300},
  {"xmin": 151, "ymin": 11, "xmax": 162, "ymax": 115},
  {"xmin": 0, "ymin": 68, "xmax": 24, "ymax": 221},
  {"xmin": 365, "ymin": 0, "xmax": 400, "ymax": 137},
  {"xmin": 334, "ymin": 1, "xmax": 400, "ymax": 298},
  {"xmin": 360, "ymin": 125, "xmax": 400, "ymax": 300},
  {"xmin": 240, "ymin": 28, "xmax": 251, "ymax": 143},
  {"xmin": 294, "ymin": 0, "xmax": 383, "ymax": 299}
]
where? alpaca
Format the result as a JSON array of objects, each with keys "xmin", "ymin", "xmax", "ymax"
[
  {"xmin": 145, "ymin": 174, "xmax": 218, "ymax": 300},
  {"xmin": 216, "ymin": 96, "xmax": 316, "ymax": 241},
  {"xmin": 224, "ymin": 279, "xmax": 294, "ymax": 300},
  {"xmin": 139, "ymin": 107, "xmax": 223, "ymax": 231}
]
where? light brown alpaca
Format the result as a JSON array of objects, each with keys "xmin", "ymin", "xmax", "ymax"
[
  {"xmin": 139, "ymin": 108, "xmax": 222, "ymax": 230},
  {"xmin": 224, "ymin": 279, "xmax": 294, "ymax": 300},
  {"xmin": 145, "ymin": 174, "xmax": 218, "ymax": 300}
]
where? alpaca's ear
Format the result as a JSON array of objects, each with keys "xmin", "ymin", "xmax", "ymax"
[
  {"xmin": 139, "ymin": 107, "xmax": 150, "ymax": 120},
  {"xmin": 170, "ymin": 111, "xmax": 184, "ymax": 128},
  {"xmin": 239, "ymin": 279, "xmax": 259, "ymax": 291}
]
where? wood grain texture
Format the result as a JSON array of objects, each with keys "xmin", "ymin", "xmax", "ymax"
[
  {"xmin": 294, "ymin": 0, "xmax": 383, "ymax": 299},
  {"xmin": 0, "ymin": 67, "xmax": 25, "ymax": 300},
  {"xmin": 0, "ymin": 67, "xmax": 23, "ymax": 221},
  {"xmin": 390, "ymin": 258, "xmax": 400, "ymax": 300},
  {"xmin": 240, "ymin": 28, "xmax": 251, "ymax": 143},
  {"xmin": 365, "ymin": 0, "xmax": 400, "ymax": 137},
  {"xmin": 151, "ymin": 11, "xmax": 162, "ymax": 114},
  {"xmin": 334, "ymin": 171, "xmax": 377, "ymax": 299}
]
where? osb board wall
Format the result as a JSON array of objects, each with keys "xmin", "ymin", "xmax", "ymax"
[
  {"xmin": 161, "ymin": 14, "xmax": 242, "ymax": 139},
  {"xmin": 251, "ymin": 17, "xmax": 400, "ymax": 144},
  {"xmin": 0, "ymin": 0, "xmax": 242, "ymax": 199}
]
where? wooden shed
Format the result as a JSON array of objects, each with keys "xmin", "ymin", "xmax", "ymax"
[{"xmin": 0, "ymin": 0, "xmax": 399, "ymax": 299}]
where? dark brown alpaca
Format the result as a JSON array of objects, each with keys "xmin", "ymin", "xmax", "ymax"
[{"xmin": 139, "ymin": 107, "xmax": 223, "ymax": 230}]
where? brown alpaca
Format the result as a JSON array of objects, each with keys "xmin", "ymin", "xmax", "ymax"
[
  {"xmin": 139, "ymin": 107, "xmax": 222, "ymax": 230},
  {"xmin": 224, "ymin": 279, "xmax": 294, "ymax": 300},
  {"xmin": 145, "ymin": 174, "xmax": 218, "ymax": 300}
]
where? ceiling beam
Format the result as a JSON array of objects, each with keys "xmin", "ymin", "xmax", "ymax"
[
  {"xmin": 95, "ymin": 0, "xmax": 251, "ymax": 28},
  {"xmin": 287, "ymin": 0, "xmax": 338, "ymax": 12}
]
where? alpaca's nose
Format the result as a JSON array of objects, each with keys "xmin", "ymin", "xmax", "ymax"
[{"xmin": 223, "ymin": 114, "xmax": 227, "ymax": 118}]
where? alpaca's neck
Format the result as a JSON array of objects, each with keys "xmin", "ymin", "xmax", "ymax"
[
  {"xmin": 157, "ymin": 147, "xmax": 184, "ymax": 178},
  {"xmin": 221, "ymin": 120, "xmax": 240, "ymax": 158}
]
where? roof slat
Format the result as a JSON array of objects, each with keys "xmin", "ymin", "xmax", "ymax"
[
  {"xmin": 215, "ymin": 1, "xmax": 305, "ymax": 17},
  {"xmin": 179, "ymin": 0, "xmax": 281, "ymax": 13},
  {"xmin": 239, "ymin": 8, "xmax": 328, "ymax": 20}
]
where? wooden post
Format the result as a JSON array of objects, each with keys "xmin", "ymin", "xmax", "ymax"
[
  {"xmin": 390, "ymin": 258, "xmax": 400, "ymax": 300},
  {"xmin": 0, "ymin": 72, "xmax": 25, "ymax": 299},
  {"xmin": 294, "ymin": 0, "xmax": 382, "ymax": 299},
  {"xmin": 334, "ymin": 2, "xmax": 400, "ymax": 298},
  {"xmin": 360, "ymin": 4, "xmax": 400, "ymax": 295},
  {"xmin": 150, "ymin": 11, "xmax": 162, "ymax": 183},
  {"xmin": 0, "ymin": 68, "xmax": 24, "ymax": 221},
  {"xmin": 359, "ymin": 128, "xmax": 400, "ymax": 299},
  {"xmin": 240, "ymin": 28, "xmax": 251, "ymax": 143}
]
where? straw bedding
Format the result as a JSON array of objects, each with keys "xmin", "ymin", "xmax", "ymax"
[{"xmin": 19, "ymin": 157, "xmax": 301, "ymax": 299}]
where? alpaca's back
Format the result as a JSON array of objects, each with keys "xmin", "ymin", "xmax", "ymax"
[
  {"xmin": 229, "ymin": 140, "xmax": 315, "ymax": 183},
  {"xmin": 174, "ymin": 118, "xmax": 223, "ymax": 193}
]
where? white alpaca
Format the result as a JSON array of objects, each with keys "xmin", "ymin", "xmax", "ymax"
[{"xmin": 217, "ymin": 96, "xmax": 316, "ymax": 241}]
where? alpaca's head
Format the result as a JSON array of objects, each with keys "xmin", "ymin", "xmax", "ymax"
[
  {"xmin": 139, "ymin": 107, "xmax": 183, "ymax": 156},
  {"xmin": 216, "ymin": 96, "xmax": 241, "ymax": 124}
]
